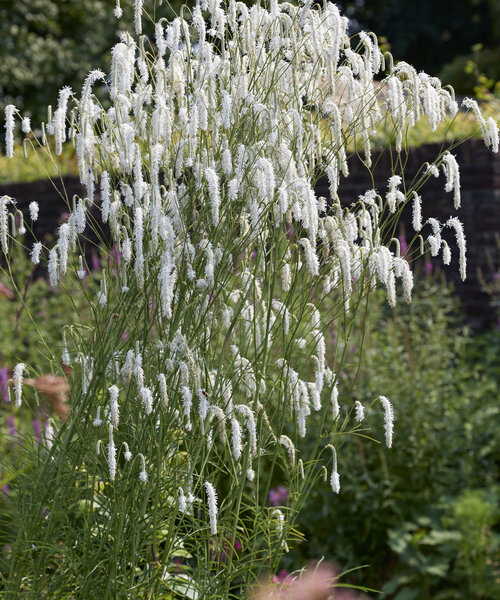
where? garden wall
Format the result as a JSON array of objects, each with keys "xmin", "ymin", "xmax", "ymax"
[
  {"xmin": 1, "ymin": 138, "xmax": 499, "ymax": 329},
  {"xmin": 322, "ymin": 138, "xmax": 500, "ymax": 330}
]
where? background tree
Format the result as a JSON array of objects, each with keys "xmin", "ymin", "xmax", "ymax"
[
  {"xmin": 0, "ymin": 0, "xmax": 181, "ymax": 123},
  {"xmin": 339, "ymin": 0, "xmax": 500, "ymax": 94}
]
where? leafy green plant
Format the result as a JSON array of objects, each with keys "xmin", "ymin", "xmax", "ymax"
[{"xmin": 289, "ymin": 272, "xmax": 500, "ymax": 597}]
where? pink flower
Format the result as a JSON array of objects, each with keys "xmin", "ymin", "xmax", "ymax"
[
  {"xmin": 210, "ymin": 536, "xmax": 242, "ymax": 563},
  {"xmin": 268, "ymin": 485, "xmax": 289, "ymax": 507},
  {"xmin": 272, "ymin": 570, "xmax": 294, "ymax": 586}
]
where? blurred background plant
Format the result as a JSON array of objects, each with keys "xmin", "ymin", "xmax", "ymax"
[{"xmin": 277, "ymin": 268, "xmax": 500, "ymax": 598}]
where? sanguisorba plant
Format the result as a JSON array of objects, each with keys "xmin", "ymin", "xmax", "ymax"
[{"xmin": 1, "ymin": 0, "xmax": 498, "ymax": 597}]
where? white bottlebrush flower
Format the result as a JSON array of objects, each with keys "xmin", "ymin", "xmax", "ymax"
[
  {"xmin": 486, "ymin": 117, "xmax": 499, "ymax": 153},
  {"xmin": 308, "ymin": 381, "xmax": 322, "ymax": 411},
  {"xmin": 108, "ymin": 425, "xmax": 117, "ymax": 481},
  {"xmin": 442, "ymin": 240, "xmax": 452, "ymax": 265},
  {"xmin": 54, "ymin": 86, "xmax": 72, "ymax": 155},
  {"xmin": 61, "ymin": 332, "xmax": 71, "ymax": 366},
  {"xmin": 138, "ymin": 453, "xmax": 148, "ymax": 482},
  {"xmin": 134, "ymin": 0, "xmax": 143, "ymax": 34},
  {"xmin": 13, "ymin": 363, "xmax": 25, "ymax": 407},
  {"xmin": 178, "ymin": 487, "xmax": 187, "ymax": 512},
  {"xmin": 354, "ymin": 400, "xmax": 365, "ymax": 423},
  {"xmin": 48, "ymin": 247, "xmax": 59, "ymax": 286},
  {"xmin": 140, "ymin": 387, "xmax": 154, "ymax": 415},
  {"xmin": 331, "ymin": 380, "xmax": 340, "ymax": 419},
  {"xmin": 21, "ymin": 117, "xmax": 31, "ymax": 134},
  {"xmin": 58, "ymin": 223, "xmax": 71, "ymax": 276},
  {"xmin": 114, "ymin": 0, "xmax": 122, "ymax": 18},
  {"xmin": 222, "ymin": 147, "xmax": 232, "ymax": 176},
  {"xmin": 29, "ymin": 201, "xmax": 39, "ymax": 221},
  {"xmin": 386, "ymin": 270, "xmax": 396, "ymax": 307},
  {"xmin": 93, "ymin": 406, "xmax": 103, "ymax": 427},
  {"xmin": 447, "ymin": 217, "xmax": 467, "ymax": 280},
  {"xmin": 327, "ymin": 445, "xmax": 340, "ymax": 494},
  {"xmin": 386, "ymin": 175, "xmax": 405, "ymax": 213},
  {"xmin": 205, "ymin": 167, "xmax": 221, "ymax": 227},
  {"xmin": 441, "ymin": 152, "xmax": 461, "ymax": 209},
  {"xmin": 181, "ymin": 386, "xmax": 192, "ymax": 430},
  {"xmin": 77, "ymin": 255, "xmax": 86, "ymax": 279},
  {"xmin": 158, "ymin": 373, "xmax": 169, "ymax": 407},
  {"xmin": 5, "ymin": 104, "xmax": 16, "ymax": 158},
  {"xmin": 379, "ymin": 396, "xmax": 394, "ymax": 448},
  {"xmin": 231, "ymin": 417, "xmax": 243, "ymax": 460},
  {"xmin": 279, "ymin": 434, "xmax": 296, "ymax": 468},
  {"xmin": 427, "ymin": 235, "xmax": 441, "ymax": 257},
  {"xmin": 300, "ymin": 238, "xmax": 320, "ymax": 276},
  {"xmin": 109, "ymin": 385, "xmax": 120, "ymax": 428},
  {"xmin": 31, "ymin": 242, "xmax": 43, "ymax": 265},
  {"xmin": 281, "ymin": 263, "xmax": 291, "ymax": 292},
  {"xmin": 97, "ymin": 275, "xmax": 107, "ymax": 306},
  {"xmin": 221, "ymin": 90, "xmax": 232, "ymax": 129},
  {"xmin": 412, "ymin": 192, "xmax": 422, "ymax": 231},
  {"xmin": 236, "ymin": 404, "xmax": 257, "ymax": 457},
  {"xmin": 198, "ymin": 388, "xmax": 209, "ymax": 422},
  {"xmin": 462, "ymin": 97, "xmax": 498, "ymax": 152},
  {"xmin": 204, "ymin": 481, "xmax": 218, "ymax": 535},
  {"xmin": 44, "ymin": 420, "xmax": 55, "ymax": 452},
  {"xmin": 0, "ymin": 195, "xmax": 11, "ymax": 254},
  {"xmin": 123, "ymin": 442, "xmax": 132, "ymax": 461},
  {"xmin": 101, "ymin": 172, "xmax": 111, "ymax": 223}
]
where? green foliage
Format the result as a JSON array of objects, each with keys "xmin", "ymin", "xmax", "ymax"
[
  {"xmin": 0, "ymin": 0, "xmax": 123, "ymax": 122},
  {"xmin": 0, "ymin": 0, "xmax": 187, "ymax": 123},
  {"xmin": 439, "ymin": 44, "xmax": 500, "ymax": 98},
  {"xmin": 288, "ymin": 273, "xmax": 500, "ymax": 597},
  {"xmin": 341, "ymin": 0, "xmax": 497, "ymax": 79},
  {"xmin": 0, "ymin": 141, "xmax": 77, "ymax": 184},
  {"xmin": 0, "ymin": 235, "xmax": 88, "ymax": 369}
]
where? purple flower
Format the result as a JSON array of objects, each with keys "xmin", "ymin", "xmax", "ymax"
[
  {"xmin": 210, "ymin": 536, "xmax": 242, "ymax": 563},
  {"xmin": 424, "ymin": 258, "xmax": 433, "ymax": 275},
  {"xmin": 32, "ymin": 419, "xmax": 41, "ymax": 444},
  {"xmin": 268, "ymin": 485, "xmax": 289, "ymax": 507},
  {"xmin": 91, "ymin": 252, "xmax": 100, "ymax": 272},
  {"xmin": 0, "ymin": 367, "xmax": 9, "ymax": 403},
  {"xmin": 272, "ymin": 569, "xmax": 294, "ymax": 586}
]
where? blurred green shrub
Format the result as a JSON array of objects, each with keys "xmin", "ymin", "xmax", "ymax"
[
  {"xmin": 0, "ymin": 0, "xmax": 185, "ymax": 124},
  {"xmin": 284, "ymin": 272, "xmax": 500, "ymax": 597},
  {"xmin": 0, "ymin": 235, "xmax": 89, "ymax": 370}
]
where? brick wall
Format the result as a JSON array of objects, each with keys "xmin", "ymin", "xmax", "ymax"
[
  {"xmin": 1, "ymin": 138, "xmax": 499, "ymax": 329},
  {"xmin": 320, "ymin": 139, "xmax": 500, "ymax": 329}
]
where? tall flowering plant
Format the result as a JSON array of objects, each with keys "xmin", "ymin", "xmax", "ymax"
[{"xmin": 1, "ymin": 0, "xmax": 497, "ymax": 596}]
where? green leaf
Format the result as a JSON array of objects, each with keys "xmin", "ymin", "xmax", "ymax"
[
  {"xmin": 419, "ymin": 529, "xmax": 462, "ymax": 546},
  {"xmin": 382, "ymin": 573, "xmax": 412, "ymax": 595},
  {"xmin": 393, "ymin": 587, "xmax": 421, "ymax": 600}
]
